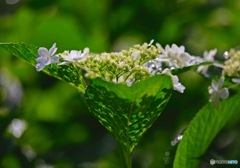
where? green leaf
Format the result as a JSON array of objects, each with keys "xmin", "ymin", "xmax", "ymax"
[
  {"xmin": 85, "ymin": 74, "xmax": 173, "ymax": 155},
  {"xmin": 0, "ymin": 42, "xmax": 86, "ymax": 92},
  {"xmin": 173, "ymin": 94, "xmax": 240, "ymax": 168}
]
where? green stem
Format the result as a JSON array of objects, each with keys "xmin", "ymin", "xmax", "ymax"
[
  {"xmin": 74, "ymin": 65, "xmax": 87, "ymax": 94},
  {"xmin": 118, "ymin": 143, "xmax": 132, "ymax": 168}
]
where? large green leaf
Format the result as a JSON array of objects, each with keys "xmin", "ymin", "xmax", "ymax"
[
  {"xmin": 85, "ymin": 74, "xmax": 173, "ymax": 155},
  {"xmin": 0, "ymin": 43, "xmax": 86, "ymax": 92},
  {"xmin": 173, "ymin": 94, "xmax": 240, "ymax": 168}
]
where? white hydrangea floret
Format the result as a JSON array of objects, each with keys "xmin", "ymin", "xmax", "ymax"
[
  {"xmin": 60, "ymin": 48, "xmax": 90, "ymax": 64},
  {"xmin": 157, "ymin": 44, "xmax": 194, "ymax": 68},
  {"xmin": 197, "ymin": 49, "xmax": 217, "ymax": 77},
  {"xmin": 208, "ymin": 76, "xmax": 229, "ymax": 107},
  {"xmin": 36, "ymin": 43, "xmax": 59, "ymax": 71},
  {"xmin": 162, "ymin": 68, "xmax": 185, "ymax": 93}
]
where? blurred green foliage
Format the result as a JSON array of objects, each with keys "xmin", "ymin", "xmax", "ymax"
[{"xmin": 0, "ymin": 0, "xmax": 240, "ymax": 167}]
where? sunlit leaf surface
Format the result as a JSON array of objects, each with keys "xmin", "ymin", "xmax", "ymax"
[
  {"xmin": 173, "ymin": 94, "xmax": 240, "ymax": 168},
  {"xmin": 0, "ymin": 43, "xmax": 85, "ymax": 92},
  {"xmin": 86, "ymin": 75, "xmax": 173, "ymax": 154}
]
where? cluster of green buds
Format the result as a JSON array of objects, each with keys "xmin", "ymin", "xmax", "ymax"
[
  {"xmin": 223, "ymin": 49, "xmax": 240, "ymax": 78},
  {"xmin": 76, "ymin": 41, "xmax": 160, "ymax": 86}
]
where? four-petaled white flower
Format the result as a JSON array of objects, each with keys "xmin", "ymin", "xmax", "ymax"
[
  {"xmin": 158, "ymin": 44, "xmax": 194, "ymax": 68},
  {"xmin": 208, "ymin": 76, "xmax": 229, "ymax": 107},
  {"xmin": 162, "ymin": 68, "xmax": 185, "ymax": 93},
  {"xmin": 197, "ymin": 49, "xmax": 217, "ymax": 77},
  {"xmin": 36, "ymin": 43, "xmax": 59, "ymax": 71},
  {"xmin": 60, "ymin": 48, "xmax": 89, "ymax": 64}
]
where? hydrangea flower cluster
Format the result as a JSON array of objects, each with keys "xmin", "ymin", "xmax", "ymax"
[
  {"xmin": 77, "ymin": 41, "xmax": 160, "ymax": 86},
  {"xmin": 36, "ymin": 41, "xmax": 193, "ymax": 92},
  {"xmin": 36, "ymin": 41, "xmax": 239, "ymax": 106}
]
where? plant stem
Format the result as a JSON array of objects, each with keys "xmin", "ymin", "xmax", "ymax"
[{"xmin": 118, "ymin": 143, "xmax": 132, "ymax": 168}]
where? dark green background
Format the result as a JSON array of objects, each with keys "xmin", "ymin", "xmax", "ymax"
[{"xmin": 0, "ymin": 0, "xmax": 240, "ymax": 167}]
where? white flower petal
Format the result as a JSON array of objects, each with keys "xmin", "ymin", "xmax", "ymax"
[
  {"xmin": 51, "ymin": 55, "xmax": 59, "ymax": 63},
  {"xmin": 37, "ymin": 48, "xmax": 49, "ymax": 57},
  {"xmin": 217, "ymin": 76, "xmax": 225, "ymax": 89},
  {"xmin": 211, "ymin": 80, "xmax": 218, "ymax": 90},
  {"xmin": 219, "ymin": 88, "xmax": 229, "ymax": 99},
  {"xmin": 49, "ymin": 43, "xmax": 57, "ymax": 56},
  {"xmin": 162, "ymin": 68, "xmax": 185, "ymax": 93},
  {"xmin": 174, "ymin": 82, "xmax": 185, "ymax": 93},
  {"xmin": 36, "ymin": 63, "xmax": 45, "ymax": 72},
  {"xmin": 203, "ymin": 49, "xmax": 217, "ymax": 61},
  {"xmin": 148, "ymin": 39, "xmax": 154, "ymax": 46},
  {"xmin": 232, "ymin": 78, "xmax": 240, "ymax": 83},
  {"xmin": 36, "ymin": 56, "xmax": 48, "ymax": 64}
]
